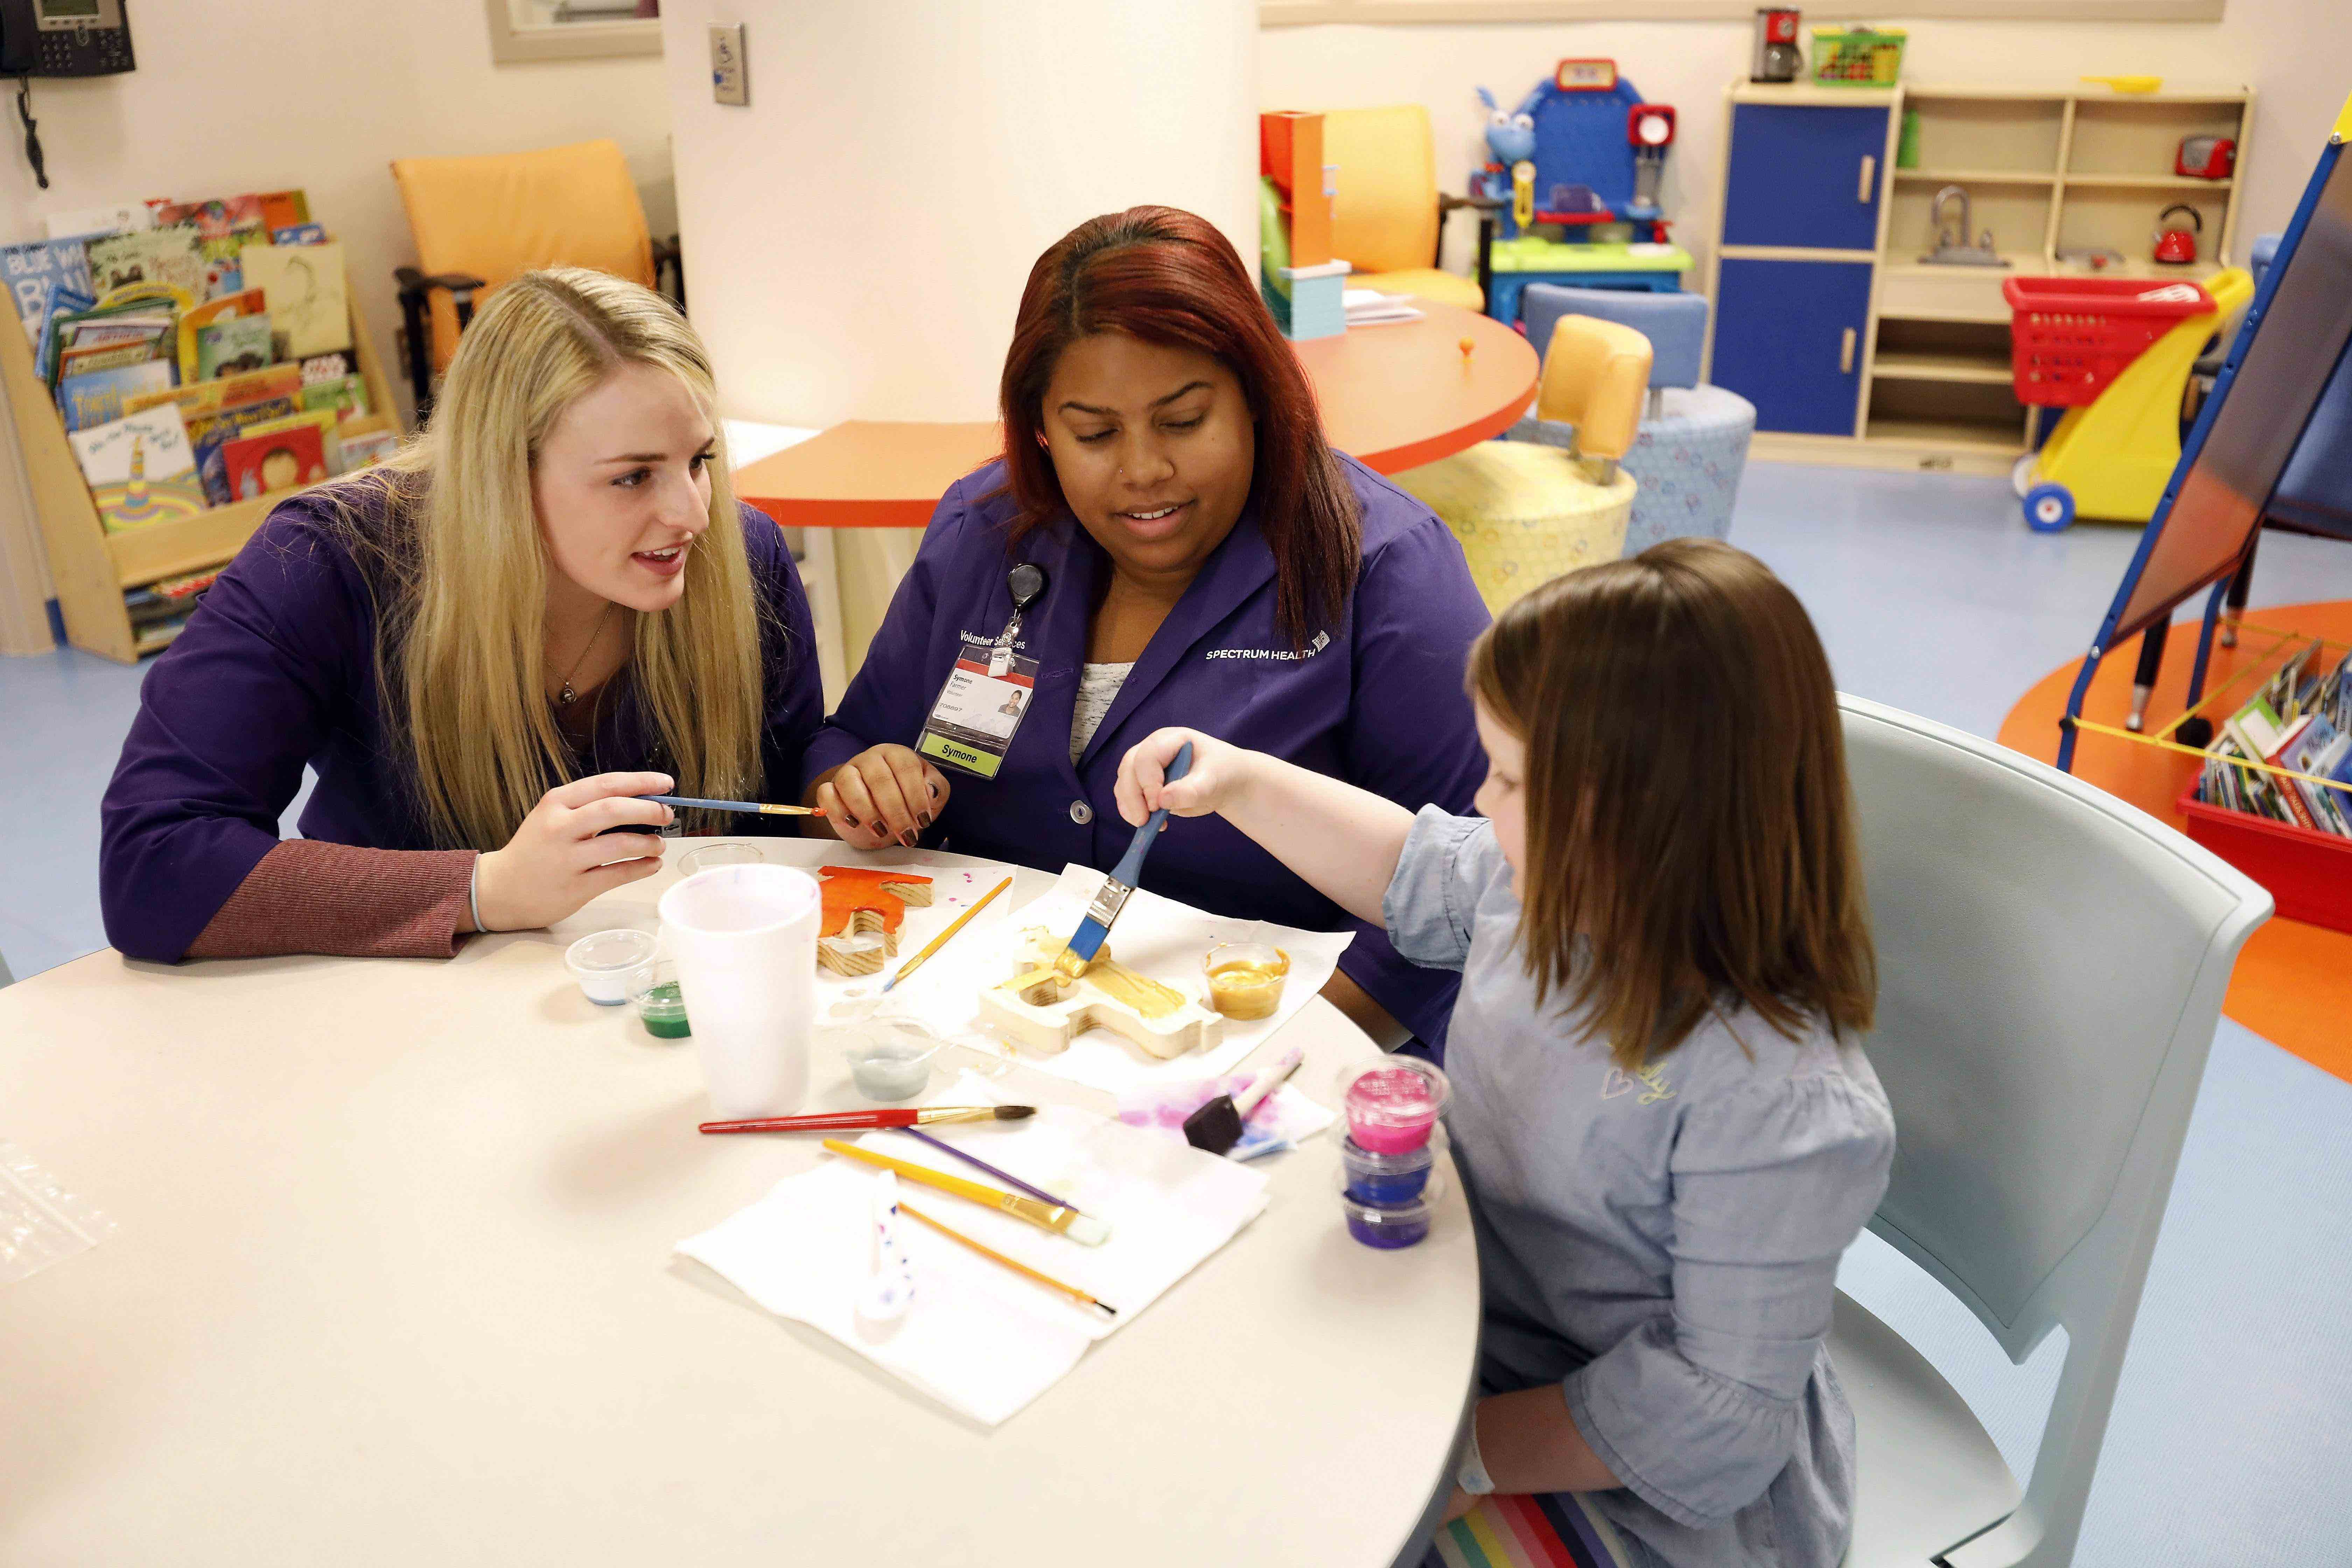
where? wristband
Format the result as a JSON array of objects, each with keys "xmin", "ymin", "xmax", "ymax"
[
  {"xmin": 468, "ymin": 856, "xmax": 488, "ymax": 934},
  {"xmin": 1457, "ymin": 1412, "xmax": 1496, "ymax": 1497}
]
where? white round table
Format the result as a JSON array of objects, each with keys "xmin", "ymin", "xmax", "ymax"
[{"xmin": 0, "ymin": 839, "xmax": 1480, "ymax": 1565}]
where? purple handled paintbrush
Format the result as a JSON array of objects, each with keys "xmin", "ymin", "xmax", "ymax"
[{"xmin": 897, "ymin": 1126, "xmax": 1087, "ymax": 1217}]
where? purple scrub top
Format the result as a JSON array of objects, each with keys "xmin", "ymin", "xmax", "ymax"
[
  {"xmin": 803, "ymin": 455, "xmax": 1492, "ymax": 1052},
  {"xmin": 99, "ymin": 486, "xmax": 823, "ymax": 964}
]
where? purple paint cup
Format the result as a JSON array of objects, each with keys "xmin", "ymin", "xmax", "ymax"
[
  {"xmin": 1340, "ymin": 1191, "xmax": 1433, "ymax": 1249},
  {"xmin": 1341, "ymin": 1058, "xmax": 1451, "ymax": 1155},
  {"xmin": 1340, "ymin": 1134, "xmax": 1440, "ymax": 1206}
]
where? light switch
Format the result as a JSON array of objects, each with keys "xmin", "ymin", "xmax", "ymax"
[{"xmin": 710, "ymin": 23, "xmax": 748, "ymax": 106}]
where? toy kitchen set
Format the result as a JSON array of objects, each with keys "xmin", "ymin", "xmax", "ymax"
[{"xmin": 1701, "ymin": 19, "xmax": 2253, "ymax": 477}]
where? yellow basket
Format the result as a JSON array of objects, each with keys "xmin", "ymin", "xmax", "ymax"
[{"xmin": 1812, "ymin": 27, "xmax": 1906, "ymax": 87}]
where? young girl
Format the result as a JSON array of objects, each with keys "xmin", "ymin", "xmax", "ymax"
[
  {"xmin": 1114, "ymin": 540, "xmax": 1893, "ymax": 1568},
  {"xmin": 100, "ymin": 269, "xmax": 821, "ymax": 962}
]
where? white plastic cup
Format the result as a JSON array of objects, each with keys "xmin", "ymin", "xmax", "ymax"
[{"xmin": 658, "ymin": 864, "xmax": 821, "ymax": 1118}]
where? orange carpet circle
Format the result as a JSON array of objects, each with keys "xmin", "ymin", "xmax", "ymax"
[{"xmin": 1997, "ymin": 598, "xmax": 2352, "ymax": 1086}]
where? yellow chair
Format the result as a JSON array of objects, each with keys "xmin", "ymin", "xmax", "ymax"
[
  {"xmin": 389, "ymin": 139, "xmax": 679, "ymax": 421},
  {"xmin": 1395, "ymin": 315, "xmax": 1653, "ymax": 615},
  {"xmin": 1322, "ymin": 105, "xmax": 1488, "ymax": 312}
]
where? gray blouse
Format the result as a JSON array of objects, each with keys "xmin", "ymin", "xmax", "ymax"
[{"xmin": 1385, "ymin": 808, "xmax": 1895, "ymax": 1568}]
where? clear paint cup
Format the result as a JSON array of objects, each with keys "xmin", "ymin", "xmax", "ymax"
[
  {"xmin": 626, "ymin": 959, "xmax": 691, "ymax": 1039},
  {"xmin": 658, "ymin": 864, "xmax": 821, "ymax": 1118},
  {"xmin": 1340, "ymin": 1190, "xmax": 1433, "ymax": 1249},
  {"xmin": 837, "ymin": 1020, "xmax": 947, "ymax": 1101},
  {"xmin": 566, "ymin": 928, "xmax": 656, "ymax": 1006},
  {"xmin": 1340, "ymin": 1058, "xmax": 1452, "ymax": 1155},
  {"xmin": 1202, "ymin": 941, "xmax": 1290, "ymax": 1020},
  {"xmin": 682, "ymin": 840, "xmax": 764, "ymax": 876}
]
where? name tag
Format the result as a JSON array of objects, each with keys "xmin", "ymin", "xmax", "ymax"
[{"xmin": 916, "ymin": 652, "xmax": 1039, "ymax": 780}]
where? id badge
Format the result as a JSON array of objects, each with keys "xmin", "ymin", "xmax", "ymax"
[{"xmin": 917, "ymin": 645, "xmax": 1040, "ymax": 778}]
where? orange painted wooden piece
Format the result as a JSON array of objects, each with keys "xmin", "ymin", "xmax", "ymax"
[{"xmin": 816, "ymin": 865, "xmax": 935, "ymax": 939}]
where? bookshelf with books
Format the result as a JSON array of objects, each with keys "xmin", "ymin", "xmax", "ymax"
[{"xmin": 1, "ymin": 193, "xmax": 401, "ymax": 662}]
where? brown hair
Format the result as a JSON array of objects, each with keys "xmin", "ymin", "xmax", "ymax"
[
  {"xmin": 996, "ymin": 205, "xmax": 1359, "ymax": 646},
  {"xmin": 1469, "ymin": 539, "xmax": 1875, "ymax": 1068}
]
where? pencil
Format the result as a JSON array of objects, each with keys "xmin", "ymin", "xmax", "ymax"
[
  {"xmin": 822, "ymin": 1139, "xmax": 1111, "ymax": 1245},
  {"xmin": 899, "ymin": 1200, "xmax": 1116, "ymax": 1318},
  {"xmin": 883, "ymin": 875, "xmax": 1012, "ymax": 993},
  {"xmin": 643, "ymin": 793, "xmax": 825, "ymax": 818}
]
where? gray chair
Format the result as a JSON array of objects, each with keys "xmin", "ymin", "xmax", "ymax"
[
  {"xmin": 1510, "ymin": 284, "xmax": 1755, "ymax": 555},
  {"xmin": 1834, "ymin": 695, "xmax": 2270, "ymax": 1566}
]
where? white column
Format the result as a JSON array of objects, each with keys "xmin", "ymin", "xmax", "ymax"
[{"xmin": 662, "ymin": 0, "xmax": 1259, "ymax": 428}]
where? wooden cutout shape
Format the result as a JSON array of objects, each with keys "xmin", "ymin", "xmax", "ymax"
[
  {"xmin": 975, "ymin": 927, "xmax": 1223, "ymax": 1060},
  {"xmin": 815, "ymin": 866, "xmax": 934, "ymax": 976}
]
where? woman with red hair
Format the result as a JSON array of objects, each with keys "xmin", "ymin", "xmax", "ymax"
[{"xmin": 802, "ymin": 206, "xmax": 1489, "ymax": 1052}]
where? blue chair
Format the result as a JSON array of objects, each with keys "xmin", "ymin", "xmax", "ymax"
[{"xmin": 1511, "ymin": 284, "xmax": 1755, "ymax": 555}]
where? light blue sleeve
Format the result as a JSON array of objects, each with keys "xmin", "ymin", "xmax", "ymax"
[
  {"xmin": 1562, "ymin": 1069, "xmax": 1895, "ymax": 1530},
  {"xmin": 1380, "ymin": 805, "xmax": 1506, "ymax": 973}
]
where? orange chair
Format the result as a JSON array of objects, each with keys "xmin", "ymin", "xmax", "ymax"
[
  {"xmin": 389, "ymin": 139, "xmax": 680, "ymax": 420},
  {"xmin": 1321, "ymin": 105, "xmax": 1493, "ymax": 312}
]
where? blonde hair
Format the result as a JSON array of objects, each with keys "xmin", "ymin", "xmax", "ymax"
[
  {"xmin": 1468, "ymin": 540, "xmax": 1875, "ymax": 1070},
  {"xmin": 331, "ymin": 268, "xmax": 766, "ymax": 850}
]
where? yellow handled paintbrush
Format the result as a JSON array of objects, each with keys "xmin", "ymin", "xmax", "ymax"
[{"xmin": 822, "ymin": 1139, "xmax": 1110, "ymax": 1245}]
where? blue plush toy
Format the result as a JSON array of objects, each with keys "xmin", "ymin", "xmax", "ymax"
[{"xmin": 1477, "ymin": 84, "xmax": 1540, "ymax": 166}]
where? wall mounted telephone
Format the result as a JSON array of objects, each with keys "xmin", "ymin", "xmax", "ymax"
[{"xmin": 1, "ymin": 0, "xmax": 136, "ymax": 188}]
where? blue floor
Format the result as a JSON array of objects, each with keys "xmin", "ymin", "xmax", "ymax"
[{"xmin": 4, "ymin": 464, "xmax": 2350, "ymax": 1564}]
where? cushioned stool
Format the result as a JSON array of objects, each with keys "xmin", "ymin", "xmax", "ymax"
[
  {"xmin": 1516, "ymin": 284, "xmax": 1755, "ymax": 555},
  {"xmin": 1395, "ymin": 314, "xmax": 1650, "ymax": 615}
]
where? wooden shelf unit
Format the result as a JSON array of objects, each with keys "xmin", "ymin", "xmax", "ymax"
[
  {"xmin": 1705, "ymin": 80, "xmax": 2251, "ymax": 476},
  {"xmin": 0, "ymin": 293, "xmax": 399, "ymax": 663}
]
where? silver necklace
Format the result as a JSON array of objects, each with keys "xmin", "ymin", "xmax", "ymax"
[{"xmin": 553, "ymin": 602, "xmax": 617, "ymax": 708}]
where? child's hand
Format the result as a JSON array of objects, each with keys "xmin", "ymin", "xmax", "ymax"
[{"xmin": 1114, "ymin": 728, "xmax": 1252, "ymax": 825}]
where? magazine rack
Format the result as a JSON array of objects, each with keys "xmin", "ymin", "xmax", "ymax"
[{"xmin": 0, "ymin": 293, "xmax": 399, "ymax": 663}]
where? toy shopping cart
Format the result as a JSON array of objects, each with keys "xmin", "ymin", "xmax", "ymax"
[{"xmin": 2005, "ymin": 269, "xmax": 2253, "ymax": 532}]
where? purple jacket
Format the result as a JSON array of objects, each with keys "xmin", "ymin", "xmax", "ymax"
[
  {"xmin": 803, "ymin": 456, "xmax": 1491, "ymax": 1050},
  {"xmin": 99, "ymin": 488, "xmax": 822, "ymax": 963}
]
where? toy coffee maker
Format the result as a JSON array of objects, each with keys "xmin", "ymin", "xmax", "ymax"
[{"xmin": 1752, "ymin": 8, "xmax": 1803, "ymax": 82}]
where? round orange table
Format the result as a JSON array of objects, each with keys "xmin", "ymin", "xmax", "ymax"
[{"xmin": 734, "ymin": 301, "xmax": 1537, "ymax": 527}]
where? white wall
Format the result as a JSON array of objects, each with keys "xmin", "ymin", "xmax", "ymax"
[
  {"xmin": 1261, "ymin": 4, "xmax": 2352, "ymax": 276},
  {"xmin": 663, "ymin": 0, "xmax": 1258, "ymax": 427}
]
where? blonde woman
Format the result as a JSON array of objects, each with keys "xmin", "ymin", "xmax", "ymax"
[{"xmin": 99, "ymin": 269, "xmax": 820, "ymax": 961}]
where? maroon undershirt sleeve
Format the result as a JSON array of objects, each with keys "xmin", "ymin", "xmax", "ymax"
[{"xmin": 185, "ymin": 840, "xmax": 479, "ymax": 960}]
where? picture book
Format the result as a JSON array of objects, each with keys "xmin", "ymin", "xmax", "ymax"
[
  {"xmin": 240, "ymin": 242, "xmax": 350, "ymax": 358},
  {"xmin": 125, "ymin": 363, "xmax": 303, "ymax": 422},
  {"xmin": 2278, "ymin": 716, "xmax": 2352, "ymax": 837},
  {"xmin": 175, "ymin": 288, "xmax": 266, "ymax": 382},
  {"xmin": 56, "ymin": 333, "xmax": 169, "ymax": 382},
  {"xmin": 272, "ymin": 224, "xmax": 326, "ymax": 246},
  {"xmin": 300, "ymin": 350, "xmax": 354, "ymax": 384},
  {"xmin": 150, "ymin": 196, "xmax": 272, "ymax": 299},
  {"xmin": 298, "ymin": 373, "xmax": 370, "ymax": 424},
  {"xmin": 43, "ymin": 203, "xmax": 145, "ymax": 240},
  {"xmin": 224, "ymin": 422, "xmax": 328, "ymax": 500},
  {"xmin": 32, "ymin": 285, "xmax": 92, "ymax": 381},
  {"xmin": 57, "ymin": 360, "xmax": 176, "ymax": 433},
  {"xmin": 196, "ymin": 314, "xmax": 274, "ymax": 380},
  {"xmin": 240, "ymin": 409, "xmax": 343, "ymax": 475},
  {"xmin": 85, "ymin": 225, "xmax": 207, "ymax": 302},
  {"xmin": 189, "ymin": 397, "xmax": 299, "ymax": 504},
  {"xmin": 336, "ymin": 416, "xmax": 399, "ymax": 471},
  {"xmin": 68, "ymin": 407, "xmax": 209, "ymax": 532},
  {"xmin": 1, "ymin": 233, "xmax": 98, "ymax": 343},
  {"xmin": 257, "ymin": 191, "xmax": 310, "ymax": 232},
  {"xmin": 2258, "ymin": 716, "xmax": 2320, "ymax": 831}
]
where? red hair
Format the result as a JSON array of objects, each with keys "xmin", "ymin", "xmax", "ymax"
[{"xmin": 996, "ymin": 205, "xmax": 1360, "ymax": 646}]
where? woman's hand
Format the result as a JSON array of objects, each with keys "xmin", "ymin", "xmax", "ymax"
[
  {"xmin": 469, "ymin": 771, "xmax": 674, "ymax": 932},
  {"xmin": 810, "ymin": 746, "xmax": 947, "ymax": 850},
  {"xmin": 1113, "ymin": 727, "xmax": 1256, "ymax": 825}
]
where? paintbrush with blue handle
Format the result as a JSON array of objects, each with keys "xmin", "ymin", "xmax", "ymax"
[{"xmin": 1054, "ymin": 740, "xmax": 1191, "ymax": 980}]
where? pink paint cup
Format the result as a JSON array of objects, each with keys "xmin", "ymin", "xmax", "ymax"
[{"xmin": 1342, "ymin": 1059, "xmax": 1450, "ymax": 1154}]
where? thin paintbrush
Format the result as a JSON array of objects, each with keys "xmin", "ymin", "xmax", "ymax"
[
  {"xmin": 1055, "ymin": 740, "xmax": 1191, "ymax": 979},
  {"xmin": 898, "ymin": 1125, "xmax": 1083, "ymax": 1214},
  {"xmin": 883, "ymin": 875, "xmax": 1011, "ymax": 993},
  {"xmin": 642, "ymin": 793, "xmax": 825, "ymax": 819},
  {"xmin": 822, "ymin": 1139, "xmax": 1110, "ymax": 1246},
  {"xmin": 699, "ymin": 1105, "xmax": 1035, "ymax": 1134},
  {"xmin": 899, "ymin": 1200, "xmax": 1116, "ymax": 1319}
]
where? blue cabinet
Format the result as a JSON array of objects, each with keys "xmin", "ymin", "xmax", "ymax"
[
  {"xmin": 1722, "ymin": 105, "xmax": 1890, "ymax": 251},
  {"xmin": 1710, "ymin": 258, "xmax": 1874, "ymax": 436}
]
